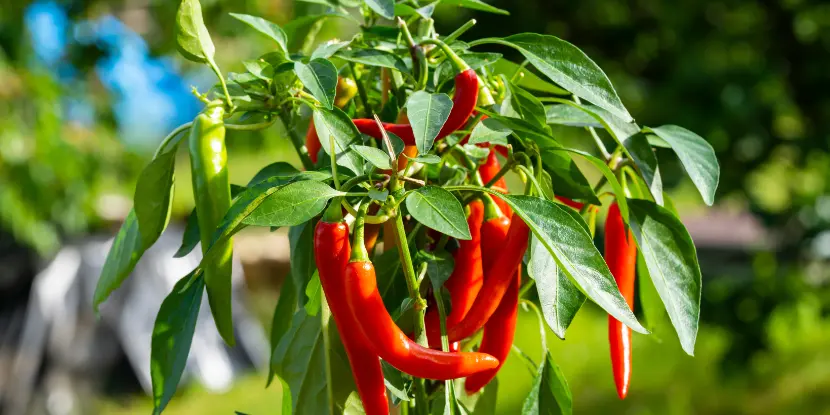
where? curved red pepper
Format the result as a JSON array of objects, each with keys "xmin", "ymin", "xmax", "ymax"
[
  {"xmin": 605, "ymin": 202, "xmax": 637, "ymax": 399},
  {"xmin": 313, "ymin": 221, "xmax": 388, "ymax": 415},
  {"xmin": 352, "ymin": 68, "xmax": 479, "ymax": 145},
  {"xmin": 425, "ymin": 200, "xmax": 485, "ymax": 348},
  {"xmin": 465, "ymin": 265, "xmax": 520, "ymax": 394},
  {"xmin": 306, "ymin": 119, "xmax": 322, "ymax": 164},
  {"xmin": 447, "ymin": 216, "xmax": 529, "ymax": 343},
  {"xmin": 343, "ymin": 259, "xmax": 499, "ymax": 380}
]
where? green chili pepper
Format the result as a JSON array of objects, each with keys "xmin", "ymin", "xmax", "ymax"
[{"xmin": 189, "ymin": 104, "xmax": 235, "ymax": 346}]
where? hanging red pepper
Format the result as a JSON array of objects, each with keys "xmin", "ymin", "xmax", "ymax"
[
  {"xmin": 465, "ymin": 265, "xmax": 520, "ymax": 394},
  {"xmin": 447, "ymin": 215, "xmax": 529, "ymax": 343},
  {"xmin": 605, "ymin": 202, "xmax": 637, "ymax": 399},
  {"xmin": 425, "ymin": 200, "xmax": 485, "ymax": 349},
  {"xmin": 343, "ymin": 204, "xmax": 500, "ymax": 380},
  {"xmin": 464, "ymin": 198, "xmax": 517, "ymax": 392},
  {"xmin": 479, "ymin": 149, "xmax": 512, "ymax": 218},
  {"xmin": 314, "ymin": 210, "xmax": 388, "ymax": 415}
]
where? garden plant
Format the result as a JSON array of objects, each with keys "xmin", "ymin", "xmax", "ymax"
[{"xmin": 93, "ymin": 0, "xmax": 721, "ymax": 413}]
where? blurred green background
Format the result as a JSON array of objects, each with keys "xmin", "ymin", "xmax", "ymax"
[{"xmin": 2, "ymin": 0, "xmax": 829, "ymax": 413}]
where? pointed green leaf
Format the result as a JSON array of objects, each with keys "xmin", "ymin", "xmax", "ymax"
[
  {"xmin": 502, "ymin": 81, "xmax": 547, "ymax": 128},
  {"xmin": 441, "ymin": 0, "xmax": 509, "ymax": 15},
  {"xmin": 493, "ymin": 194, "xmax": 646, "ymax": 333},
  {"xmin": 647, "ymin": 125, "xmax": 719, "ymax": 206},
  {"xmin": 353, "ymin": 145, "xmax": 394, "ymax": 170},
  {"xmin": 627, "ymin": 199, "xmax": 701, "ymax": 355},
  {"xmin": 242, "ymin": 180, "xmax": 343, "ymax": 227},
  {"xmin": 176, "ymin": 0, "xmax": 215, "ymax": 63},
  {"xmin": 337, "ymin": 48, "xmax": 410, "ymax": 74},
  {"xmin": 313, "ymin": 107, "xmax": 365, "ymax": 174},
  {"xmin": 365, "ymin": 0, "xmax": 394, "ymax": 19},
  {"xmin": 545, "ymin": 104, "xmax": 602, "ymax": 128},
  {"xmin": 468, "ymin": 117, "xmax": 512, "ymax": 147},
  {"xmin": 229, "ymin": 13, "xmax": 288, "ymax": 52},
  {"xmin": 267, "ymin": 276, "xmax": 298, "ymax": 386},
  {"xmin": 479, "ymin": 34, "xmax": 632, "ymax": 122},
  {"xmin": 134, "ymin": 150, "xmax": 176, "ymax": 250},
  {"xmin": 521, "ymin": 352, "xmax": 572, "ymax": 415},
  {"xmin": 406, "ymin": 91, "xmax": 453, "ymax": 153},
  {"xmin": 93, "ymin": 210, "xmax": 144, "ymax": 311},
  {"xmin": 295, "ymin": 58, "xmax": 338, "ymax": 109},
  {"xmin": 528, "ymin": 235, "xmax": 585, "ymax": 339},
  {"xmin": 272, "ymin": 309, "xmax": 330, "ymax": 414},
  {"xmin": 151, "ymin": 270, "xmax": 204, "ymax": 415},
  {"xmin": 406, "ymin": 186, "xmax": 472, "ymax": 240}
]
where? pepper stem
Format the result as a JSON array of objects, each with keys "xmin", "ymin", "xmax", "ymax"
[
  {"xmin": 420, "ymin": 38, "xmax": 470, "ymax": 72},
  {"xmin": 350, "ymin": 201, "xmax": 371, "ymax": 262},
  {"xmin": 482, "ymin": 193, "xmax": 504, "ymax": 220}
]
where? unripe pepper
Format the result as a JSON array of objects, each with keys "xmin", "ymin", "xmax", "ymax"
[
  {"xmin": 314, "ymin": 213, "xmax": 388, "ymax": 415},
  {"xmin": 605, "ymin": 202, "xmax": 637, "ymax": 399},
  {"xmin": 425, "ymin": 200, "xmax": 485, "ymax": 348},
  {"xmin": 447, "ymin": 215, "xmax": 529, "ymax": 343},
  {"xmin": 188, "ymin": 105, "xmax": 234, "ymax": 345},
  {"xmin": 343, "ymin": 204, "xmax": 500, "ymax": 380}
]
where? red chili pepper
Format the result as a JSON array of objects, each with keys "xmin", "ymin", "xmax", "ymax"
[
  {"xmin": 425, "ymin": 200, "xmax": 485, "ymax": 348},
  {"xmin": 557, "ymin": 196, "xmax": 584, "ymax": 210},
  {"xmin": 465, "ymin": 265, "xmax": 520, "ymax": 394},
  {"xmin": 605, "ymin": 202, "xmax": 637, "ymax": 399},
  {"xmin": 343, "ymin": 206, "xmax": 500, "ymax": 380},
  {"xmin": 447, "ymin": 215, "xmax": 529, "ymax": 343},
  {"xmin": 313, "ymin": 219, "xmax": 388, "ymax": 415},
  {"xmin": 479, "ymin": 149, "xmax": 512, "ymax": 218},
  {"xmin": 306, "ymin": 119, "xmax": 322, "ymax": 164},
  {"xmin": 352, "ymin": 68, "xmax": 479, "ymax": 146}
]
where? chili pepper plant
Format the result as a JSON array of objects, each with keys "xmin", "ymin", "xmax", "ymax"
[{"xmin": 93, "ymin": 0, "xmax": 720, "ymax": 413}]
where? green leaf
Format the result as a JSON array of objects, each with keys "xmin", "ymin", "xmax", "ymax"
[
  {"xmin": 93, "ymin": 210, "xmax": 144, "ymax": 311},
  {"xmin": 313, "ymin": 107, "xmax": 365, "ymax": 175},
  {"xmin": 545, "ymin": 104, "xmax": 602, "ymax": 128},
  {"xmin": 289, "ymin": 220, "xmax": 317, "ymax": 306},
  {"xmin": 381, "ymin": 361, "xmax": 412, "ymax": 402},
  {"xmin": 303, "ymin": 271, "xmax": 322, "ymax": 315},
  {"xmin": 243, "ymin": 180, "xmax": 343, "ymax": 227},
  {"xmin": 406, "ymin": 91, "xmax": 453, "ymax": 154},
  {"xmin": 267, "ymin": 275, "xmax": 298, "ymax": 386},
  {"xmin": 647, "ymin": 125, "xmax": 720, "ymax": 206},
  {"xmin": 528, "ymin": 235, "xmax": 585, "ymax": 340},
  {"xmin": 495, "ymin": 194, "xmax": 646, "ymax": 333},
  {"xmin": 174, "ymin": 207, "xmax": 202, "ymax": 258},
  {"xmin": 419, "ymin": 250, "xmax": 456, "ymax": 291},
  {"xmin": 229, "ymin": 13, "xmax": 288, "ymax": 52},
  {"xmin": 134, "ymin": 151, "xmax": 176, "ymax": 250},
  {"xmin": 440, "ymin": 0, "xmax": 509, "ymax": 15},
  {"xmin": 539, "ymin": 147, "xmax": 599, "ymax": 205},
  {"xmin": 175, "ymin": 0, "xmax": 215, "ymax": 63},
  {"xmin": 241, "ymin": 59, "xmax": 274, "ymax": 82},
  {"xmin": 151, "ymin": 270, "xmax": 204, "ymax": 415},
  {"xmin": 468, "ymin": 117, "xmax": 511, "ymax": 146},
  {"xmin": 521, "ymin": 352, "xmax": 572, "ymax": 415},
  {"xmin": 492, "ymin": 59, "xmax": 569, "ymax": 95},
  {"xmin": 554, "ymin": 101, "xmax": 663, "ymax": 205},
  {"xmin": 337, "ymin": 48, "xmax": 410, "ymax": 75},
  {"xmin": 364, "ymin": 0, "xmax": 394, "ymax": 19},
  {"xmin": 463, "ymin": 144, "xmax": 491, "ymax": 161},
  {"xmin": 503, "ymin": 81, "xmax": 547, "ymax": 128},
  {"xmin": 296, "ymin": 58, "xmax": 338, "ymax": 109},
  {"xmin": 353, "ymin": 145, "xmax": 393, "ymax": 170},
  {"xmin": 406, "ymin": 186, "xmax": 472, "ymax": 240},
  {"xmin": 636, "ymin": 252, "xmax": 668, "ymax": 342},
  {"xmin": 311, "ymin": 39, "xmax": 352, "ymax": 60},
  {"xmin": 344, "ymin": 392, "xmax": 367, "ymax": 414},
  {"xmin": 481, "ymin": 34, "xmax": 632, "ymax": 122},
  {"xmin": 627, "ymin": 199, "xmax": 702, "ymax": 355},
  {"xmin": 410, "ymin": 154, "xmax": 442, "ymax": 164},
  {"xmin": 272, "ymin": 309, "xmax": 330, "ymax": 414}
]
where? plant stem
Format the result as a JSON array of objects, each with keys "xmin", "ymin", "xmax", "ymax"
[
  {"xmin": 349, "ymin": 62, "xmax": 372, "ymax": 118},
  {"xmin": 392, "ymin": 211, "xmax": 426, "ymax": 343},
  {"xmin": 153, "ymin": 121, "xmax": 192, "ymax": 158},
  {"xmin": 207, "ymin": 60, "xmax": 234, "ymax": 111},
  {"xmin": 443, "ymin": 18, "xmax": 477, "ymax": 44},
  {"xmin": 278, "ymin": 111, "xmax": 314, "ymax": 171}
]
